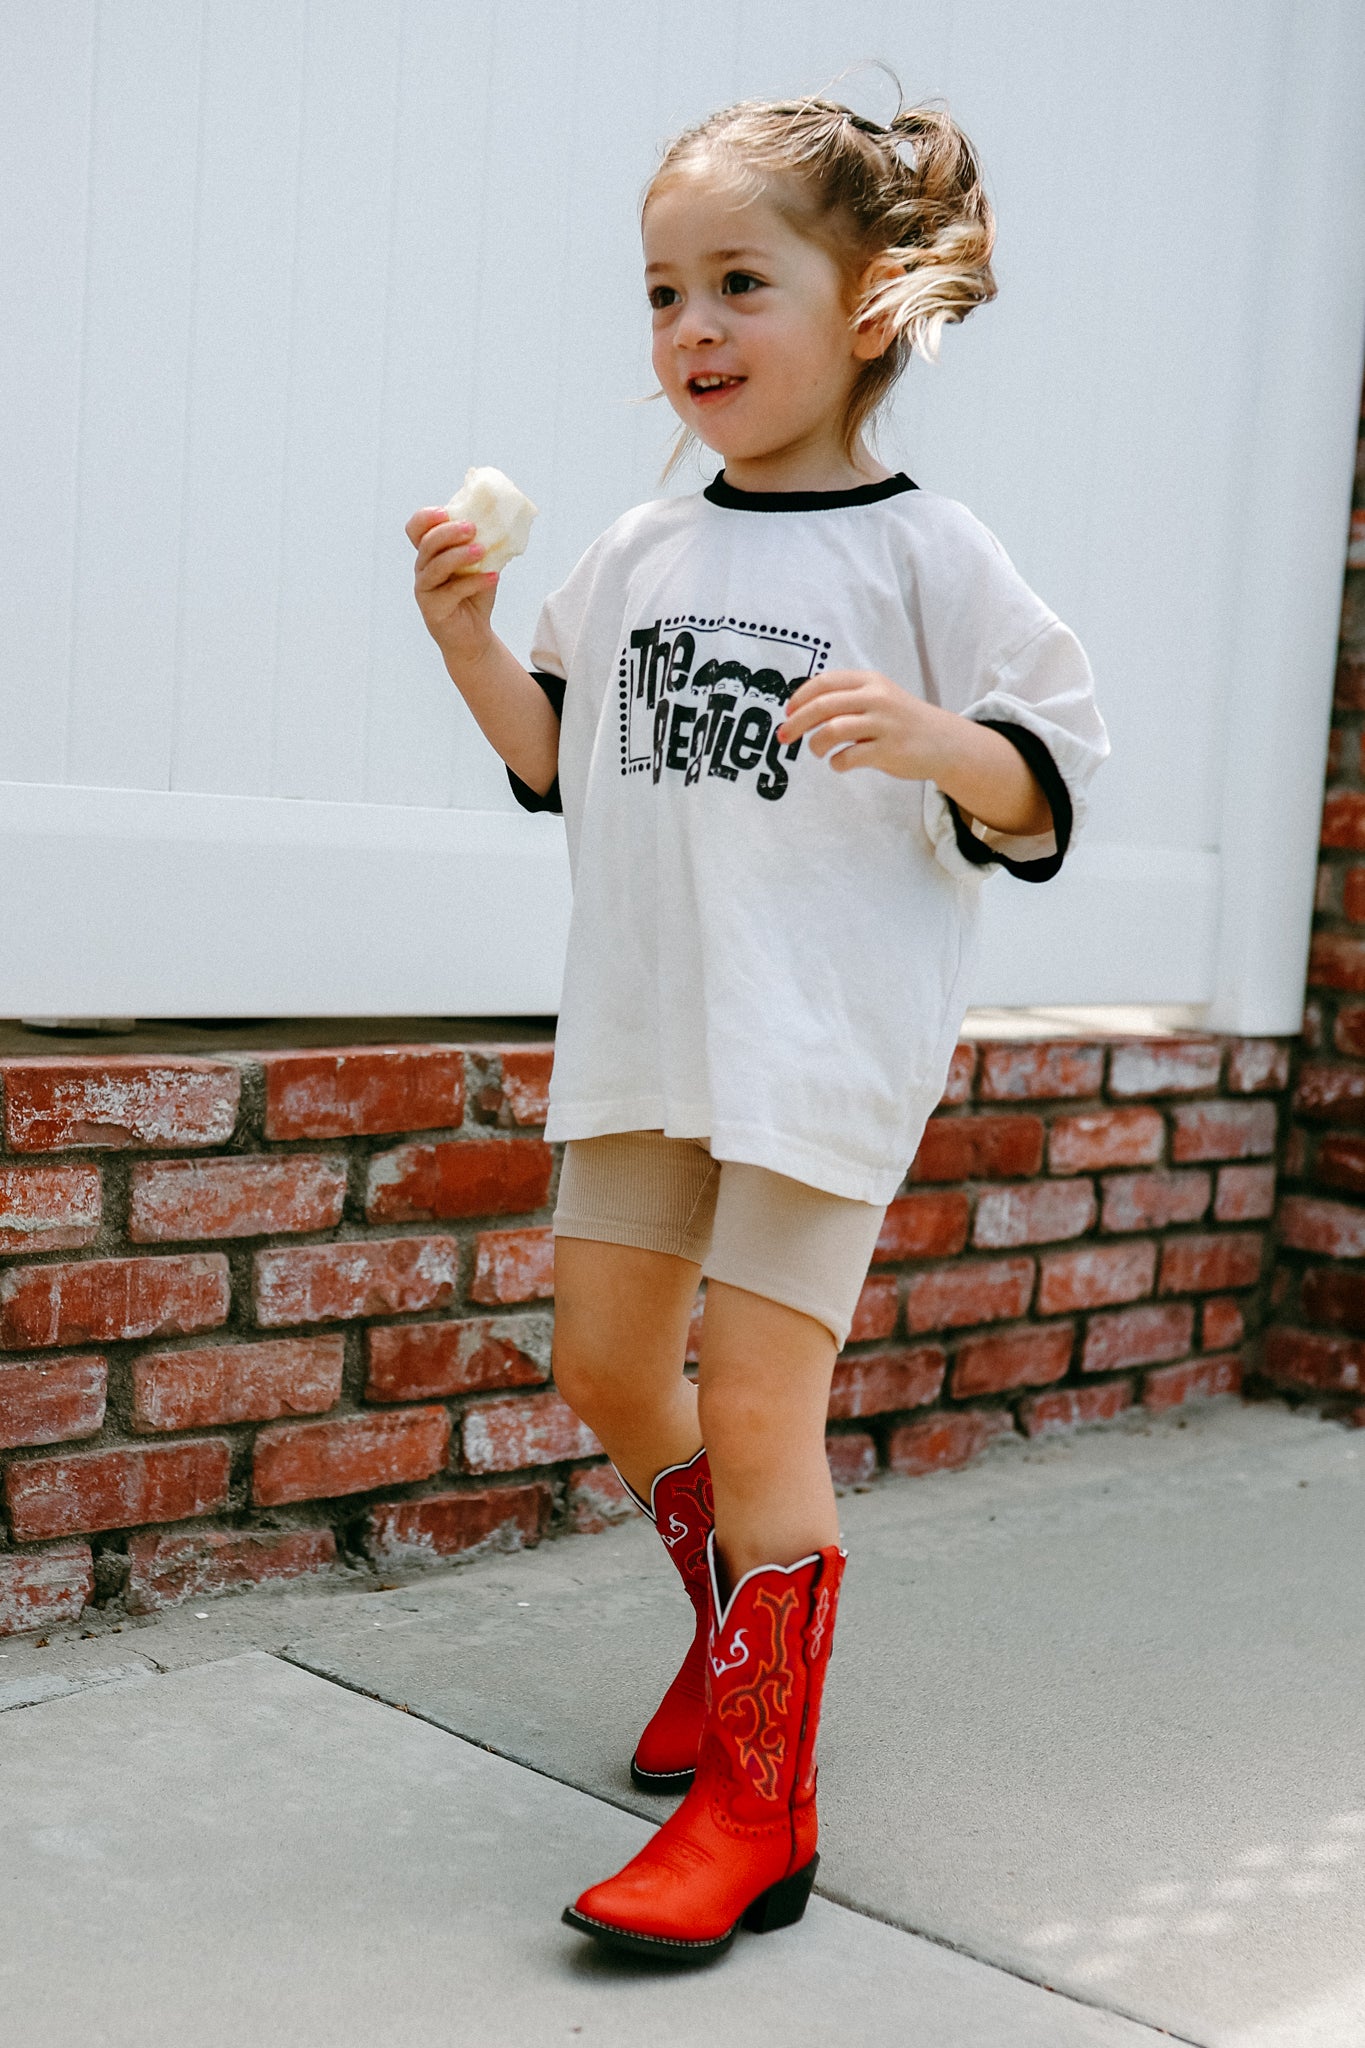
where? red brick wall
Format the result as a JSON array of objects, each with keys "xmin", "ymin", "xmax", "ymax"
[
  {"xmin": 1262, "ymin": 379, "xmax": 1365, "ymax": 1415},
  {"xmin": 0, "ymin": 1031, "xmax": 1294, "ymax": 1635}
]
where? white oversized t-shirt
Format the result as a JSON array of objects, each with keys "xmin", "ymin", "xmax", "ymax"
[{"xmin": 511, "ymin": 471, "xmax": 1110, "ymax": 1205}]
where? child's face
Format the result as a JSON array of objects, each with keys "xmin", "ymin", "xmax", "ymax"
[{"xmin": 643, "ymin": 173, "xmax": 871, "ymax": 482}]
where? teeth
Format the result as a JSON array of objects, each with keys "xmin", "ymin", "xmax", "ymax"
[{"xmin": 692, "ymin": 375, "xmax": 737, "ymax": 390}]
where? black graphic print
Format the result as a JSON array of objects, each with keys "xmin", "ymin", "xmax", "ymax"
[{"xmin": 618, "ymin": 615, "xmax": 830, "ymax": 804}]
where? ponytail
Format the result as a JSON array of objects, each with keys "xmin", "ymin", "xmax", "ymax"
[{"xmin": 857, "ymin": 105, "xmax": 997, "ymax": 365}]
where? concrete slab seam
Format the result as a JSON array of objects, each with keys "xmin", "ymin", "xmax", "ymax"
[
  {"xmin": 275, "ymin": 1644, "xmax": 658, "ymax": 1829},
  {"xmin": 813, "ymin": 1877, "xmax": 1210, "ymax": 2047},
  {"xmin": 276, "ymin": 1646, "xmax": 1205, "ymax": 2046}
]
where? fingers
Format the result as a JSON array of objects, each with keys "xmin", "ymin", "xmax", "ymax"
[
  {"xmin": 405, "ymin": 506, "xmax": 485, "ymax": 573},
  {"xmin": 778, "ymin": 697, "xmax": 877, "ymax": 745},
  {"xmin": 778, "ymin": 671, "xmax": 880, "ymax": 739},
  {"xmin": 405, "ymin": 505, "xmax": 456, "ymax": 548},
  {"xmin": 829, "ymin": 740, "xmax": 881, "ymax": 772},
  {"xmin": 412, "ymin": 514, "xmax": 475, "ymax": 561},
  {"xmin": 780, "ymin": 669, "xmax": 869, "ymax": 720},
  {"xmin": 797, "ymin": 714, "xmax": 882, "ymax": 758},
  {"xmin": 413, "ymin": 521, "xmax": 490, "ymax": 589}
]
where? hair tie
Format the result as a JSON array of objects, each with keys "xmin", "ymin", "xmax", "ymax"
[{"xmin": 843, "ymin": 107, "xmax": 919, "ymax": 172}]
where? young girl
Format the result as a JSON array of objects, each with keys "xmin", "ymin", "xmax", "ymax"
[{"xmin": 407, "ymin": 93, "xmax": 1109, "ymax": 1962}]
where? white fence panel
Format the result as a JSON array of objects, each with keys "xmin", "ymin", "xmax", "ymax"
[
  {"xmin": 170, "ymin": 1, "xmax": 306, "ymax": 800},
  {"xmin": 1, "ymin": 4, "xmax": 95, "ymax": 787},
  {"xmin": 66, "ymin": 3, "xmax": 203, "ymax": 795},
  {"xmin": 1, "ymin": 0, "xmax": 1362, "ymax": 1022}
]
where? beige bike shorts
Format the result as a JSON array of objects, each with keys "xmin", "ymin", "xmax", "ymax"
[{"xmin": 552, "ymin": 1129, "xmax": 888, "ymax": 1350}]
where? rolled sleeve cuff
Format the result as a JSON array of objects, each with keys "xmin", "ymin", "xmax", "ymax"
[
  {"xmin": 506, "ymin": 670, "xmax": 566, "ymax": 815},
  {"xmin": 923, "ymin": 715, "xmax": 1073, "ymax": 885}
]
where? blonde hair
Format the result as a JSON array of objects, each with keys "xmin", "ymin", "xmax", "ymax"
[{"xmin": 643, "ymin": 89, "xmax": 997, "ymax": 473}]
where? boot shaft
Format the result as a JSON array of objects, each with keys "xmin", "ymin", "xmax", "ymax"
[
  {"xmin": 616, "ymin": 1447, "xmax": 714, "ymax": 1602},
  {"xmin": 701, "ymin": 1536, "xmax": 845, "ymax": 1827},
  {"xmin": 650, "ymin": 1449, "xmax": 714, "ymax": 1598},
  {"xmin": 627, "ymin": 1449, "xmax": 714, "ymax": 1790}
]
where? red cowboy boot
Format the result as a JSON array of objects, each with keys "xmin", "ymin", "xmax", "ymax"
[
  {"xmin": 563, "ymin": 1532, "xmax": 846, "ymax": 1961},
  {"xmin": 619, "ymin": 1448, "xmax": 715, "ymax": 1791}
]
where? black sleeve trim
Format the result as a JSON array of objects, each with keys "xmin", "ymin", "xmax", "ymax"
[
  {"xmin": 506, "ymin": 670, "xmax": 566, "ymax": 815},
  {"xmin": 944, "ymin": 720, "xmax": 1073, "ymax": 884}
]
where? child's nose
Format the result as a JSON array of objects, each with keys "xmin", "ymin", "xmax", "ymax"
[{"xmin": 674, "ymin": 301, "xmax": 724, "ymax": 349}]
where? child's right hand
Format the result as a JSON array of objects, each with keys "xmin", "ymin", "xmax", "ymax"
[{"xmin": 405, "ymin": 506, "xmax": 500, "ymax": 668}]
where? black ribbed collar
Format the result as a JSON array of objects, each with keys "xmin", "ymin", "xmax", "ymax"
[{"xmin": 702, "ymin": 470, "xmax": 917, "ymax": 512}]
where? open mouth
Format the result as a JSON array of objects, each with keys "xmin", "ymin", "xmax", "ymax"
[{"xmin": 687, "ymin": 374, "xmax": 745, "ymax": 401}]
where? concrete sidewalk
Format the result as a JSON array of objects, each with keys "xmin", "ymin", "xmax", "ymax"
[{"xmin": 2, "ymin": 1398, "xmax": 1362, "ymax": 2046}]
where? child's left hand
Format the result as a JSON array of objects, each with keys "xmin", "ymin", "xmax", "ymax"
[
  {"xmin": 778, "ymin": 670, "xmax": 1055, "ymax": 836},
  {"xmin": 776, "ymin": 669, "xmax": 951, "ymax": 780}
]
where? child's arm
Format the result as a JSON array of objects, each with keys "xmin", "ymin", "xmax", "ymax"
[
  {"xmin": 405, "ymin": 505, "xmax": 561, "ymax": 798},
  {"xmin": 776, "ymin": 669, "xmax": 1052, "ymax": 835}
]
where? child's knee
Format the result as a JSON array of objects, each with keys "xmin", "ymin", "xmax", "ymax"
[
  {"xmin": 696, "ymin": 1376, "xmax": 778, "ymax": 1477},
  {"xmin": 551, "ymin": 1326, "xmax": 637, "ymax": 1427}
]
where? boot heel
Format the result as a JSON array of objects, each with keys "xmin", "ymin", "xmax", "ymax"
[{"xmin": 742, "ymin": 1854, "xmax": 819, "ymax": 1934}]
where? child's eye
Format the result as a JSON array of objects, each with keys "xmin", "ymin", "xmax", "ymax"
[
  {"xmin": 648, "ymin": 285, "xmax": 679, "ymax": 310},
  {"xmin": 721, "ymin": 271, "xmax": 763, "ymax": 296}
]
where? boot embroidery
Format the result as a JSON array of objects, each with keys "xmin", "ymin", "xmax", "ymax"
[
  {"xmin": 653, "ymin": 1834, "xmax": 716, "ymax": 1878},
  {"xmin": 710, "ymin": 1627, "xmax": 749, "ymax": 1676},
  {"xmin": 796, "ymin": 1717, "xmax": 818, "ymax": 1803},
  {"xmin": 657, "ymin": 1461, "xmax": 714, "ymax": 1584},
  {"xmin": 807, "ymin": 1584, "xmax": 831, "ymax": 1663},
  {"xmin": 715, "ymin": 1584, "xmax": 801, "ymax": 1802}
]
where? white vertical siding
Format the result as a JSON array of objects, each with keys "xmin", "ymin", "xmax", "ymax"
[
  {"xmin": 0, "ymin": 0, "xmax": 1362, "ymax": 1019},
  {"xmin": 171, "ymin": 0, "xmax": 307, "ymax": 800},
  {"xmin": 270, "ymin": 1, "xmax": 402, "ymax": 805},
  {"xmin": 1209, "ymin": 0, "xmax": 1365, "ymax": 1034},
  {"xmin": 65, "ymin": 2, "xmax": 204, "ymax": 794},
  {"xmin": 0, "ymin": 3, "xmax": 97, "ymax": 785},
  {"xmin": 361, "ymin": 4, "xmax": 499, "ymax": 813}
]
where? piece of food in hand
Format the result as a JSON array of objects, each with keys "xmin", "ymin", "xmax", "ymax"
[{"xmin": 443, "ymin": 465, "xmax": 538, "ymax": 574}]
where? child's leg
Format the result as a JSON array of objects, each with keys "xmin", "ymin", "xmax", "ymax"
[
  {"xmin": 695, "ymin": 1159, "xmax": 884, "ymax": 1580},
  {"xmin": 555, "ymin": 1232, "xmax": 717, "ymax": 1792},
  {"xmin": 564, "ymin": 1286, "xmax": 846, "ymax": 1960},
  {"xmin": 552, "ymin": 1134, "xmax": 724, "ymax": 1788},
  {"xmin": 696, "ymin": 1283, "xmax": 838, "ymax": 1582},
  {"xmin": 551, "ymin": 1236, "xmax": 703, "ymax": 1498},
  {"xmin": 561, "ymin": 1160, "xmax": 883, "ymax": 1956}
]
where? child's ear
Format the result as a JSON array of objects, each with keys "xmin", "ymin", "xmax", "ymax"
[{"xmin": 850, "ymin": 254, "xmax": 908, "ymax": 361}]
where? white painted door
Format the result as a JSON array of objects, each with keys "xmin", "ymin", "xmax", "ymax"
[{"xmin": 3, "ymin": 1, "xmax": 1362, "ymax": 1023}]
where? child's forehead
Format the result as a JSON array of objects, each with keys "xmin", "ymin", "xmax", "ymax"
[{"xmin": 641, "ymin": 172, "xmax": 803, "ymax": 261}]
